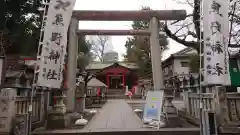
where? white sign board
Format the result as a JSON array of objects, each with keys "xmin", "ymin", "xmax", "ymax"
[
  {"xmin": 143, "ymin": 91, "xmax": 164, "ymax": 122},
  {"xmin": 37, "ymin": 0, "xmax": 76, "ymax": 88},
  {"xmin": 203, "ymin": 0, "xmax": 230, "ymax": 85}
]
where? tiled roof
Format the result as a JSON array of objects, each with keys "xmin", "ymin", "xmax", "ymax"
[
  {"xmin": 87, "ymin": 78, "xmax": 107, "ymax": 87},
  {"xmin": 86, "ymin": 62, "xmax": 138, "ymax": 70},
  {"xmin": 5, "ymin": 70, "xmax": 25, "ymax": 78},
  {"xmin": 163, "ymin": 47, "xmax": 198, "ymax": 64},
  {"xmin": 173, "ymin": 47, "xmax": 197, "ymax": 56},
  {"xmin": 5, "ymin": 56, "xmax": 26, "ymax": 70},
  {"xmin": 5, "ymin": 70, "xmax": 33, "ymax": 79}
]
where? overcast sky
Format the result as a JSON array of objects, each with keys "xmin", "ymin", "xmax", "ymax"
[{"xmin": 74, "ymin": 0, "xmax": 192, "ymax": 60}]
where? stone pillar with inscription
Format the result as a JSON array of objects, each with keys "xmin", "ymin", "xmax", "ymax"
[{"xmin": 0, "ymin": 88, "xmax": 17, "ymax": 134}]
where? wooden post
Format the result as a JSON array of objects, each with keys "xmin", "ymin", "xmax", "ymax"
[
  {"xmin": 106, "ymin": 73, "xmax": 109, "ymax": 88},
  {"xmin": 122, "ymin": 73, "xmax": 125, "ymax": 89}
]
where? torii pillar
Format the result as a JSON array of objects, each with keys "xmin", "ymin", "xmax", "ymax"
[
  {"xmin": 149, "ymin": 17, "xmax": 164, "ymax": 90},
  {"xmin": 67, "ymin": 18, "xmax": 78, "ymax": 112}
]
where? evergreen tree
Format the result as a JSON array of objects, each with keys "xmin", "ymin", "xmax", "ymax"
[
  {"xmin": 0, "ymin": 0, "xmax": 41, "ymax": 56},
  {"xmin": 125, "ymin": 7, "xmax": 169, "ymax": 78}
]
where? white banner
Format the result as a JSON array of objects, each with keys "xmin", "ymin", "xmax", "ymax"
[
  {"xmin": 37, "ymin": 0, "xmax": 76, "ymax": 88},
  {"xmin": 203, "ymin": 0, "xmax": 230, "ymax": 85}
]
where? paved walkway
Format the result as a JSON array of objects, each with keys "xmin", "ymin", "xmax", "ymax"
[{"xmin": 84, "ymin": 100, "xmax": 143, "ymax": 131}]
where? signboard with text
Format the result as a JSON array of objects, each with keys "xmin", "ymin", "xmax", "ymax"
[
  {"xmin": 37, "ymin": 0, "xmax": 76, "ymax": 88},
  {"xmin": 143, "ymin": 91, "xmax": 164, "ymax": 121},
  {"xmin": 203, "ymin": 0, "xmax": 231, "ymax": 85}
]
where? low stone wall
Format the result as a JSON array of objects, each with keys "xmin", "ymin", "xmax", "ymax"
[{"xmin": 0, "ymin": 88, "xmax": 45, "ymax": 135}]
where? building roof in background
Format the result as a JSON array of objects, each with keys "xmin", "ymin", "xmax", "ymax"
[
  {"xmin": 3, "ymin": 55, "xmax": 35, "ymax": 79},
  {"xmin": 172, "ymin": 47, "xmax": 197, "ymax": 56},
  {"xmin": 5, "ymin": 56, "xmax": 25, "ymax": 70},
  {"xmin": 86, "ymin": 62, "xmax": 138, "ymax": 70},
  {"xmin": 5, "ymin": 70, "xmax": 25, "ymax": 78},
  {"xmin": 162, "ymin": 47, "xmax": 197, "ymax": 64},
  {"xmin": 5, "ymin": 70, "xmax": 33, "ymax": 79}
]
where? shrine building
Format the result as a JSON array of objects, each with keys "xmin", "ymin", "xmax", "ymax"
[{"xmin": 86, "ymin": 62, "xmax": 139, "ymax": 89}]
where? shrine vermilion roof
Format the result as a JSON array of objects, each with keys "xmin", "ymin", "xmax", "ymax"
[{"xmin": 86, "ymin": 62, "xmax": 138, "ymax": 70}]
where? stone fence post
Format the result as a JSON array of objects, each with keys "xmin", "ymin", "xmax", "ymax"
[
  {"xmin": 184, "ymin": 91, "xmax": 190, "ymax": 113},
  {"xmin": 75, "ymin": 82, "xmax": 85, "ymax": 113},
  {"xmin": 214, "ymin": 86, "xmax": 230, "ymax": 126},
  {"xmin": 0, "ymin": 88, "xmax": 17, "ymax": 134}
]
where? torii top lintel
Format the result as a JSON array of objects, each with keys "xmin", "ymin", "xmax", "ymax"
[{"xmin": 72, "ymin": 10, "xmax": 186, "ymax": 21}]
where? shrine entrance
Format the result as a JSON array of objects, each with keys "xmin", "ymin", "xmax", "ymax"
[
  {"xmin": 109, "ymin": 74, "xmax": 122, "ymax": 89},
  {"xmin": 66, "ymin": 9, "xmax": 187, "ymax": 111},
  {"xmin": 86, "ymin": 62, "xmax": 139, "ymax": 90}
]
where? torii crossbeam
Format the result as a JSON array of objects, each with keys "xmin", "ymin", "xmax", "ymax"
[
  {"xmin": 72, "ymin": 10, "xmax": 186, "ymax": 21},
  {"xmin": 78, "ymin": 29, "xmax": 151, "ymax": 36}
]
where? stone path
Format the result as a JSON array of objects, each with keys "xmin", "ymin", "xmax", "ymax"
[
  {"xmin": 84, "ymin": 100, "xmax": 143, "ymax": 131},
  {"xmin": 32, "ymin": 99, "xmax": 200, "ymax": 134}
]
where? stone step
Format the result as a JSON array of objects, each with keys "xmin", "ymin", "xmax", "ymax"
[
  {"xmin": 106, "ymin": 95, "xmax": 125, "ymax": 99},
  {"xmin": 107, "ymin": 89, "xmax": 125, "ymax": 93},
  {"xmin": 107, "ymin": 90, "xmax": 125, "ymax": 93},
  {"xmin": 107, "ymin": 90, "xmax": 125, "ymax": 96},
  {"xmin": 107, "ymin": 92, "xmax": 125, "ymax": 95},
  {"xmin": 106, "ymin": 95, "xmax": 142, "ymax": 100}
]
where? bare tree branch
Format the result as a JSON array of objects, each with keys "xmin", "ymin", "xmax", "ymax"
[
  {"xmin": 164, "ymin": 24, "xmax": 199, "ymax": 51},
  {"xmin": 90, "ymin": 36, "xmax": 110, "ymax": 62},
  {"xmin": 229, "ymin": 2, "xmax": 237, "ymax": 46},
  {"xmin": 173, "ymin": 0, "xmax": 194, "ymax": 7},
  {"xmin": 165, "ymin": 0, "xmax": 240, "ymax": 51}
]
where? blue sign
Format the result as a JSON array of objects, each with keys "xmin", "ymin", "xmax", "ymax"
[{"xmin": 143, "ymin": 91, "xmax": 164, "ymax": 121}]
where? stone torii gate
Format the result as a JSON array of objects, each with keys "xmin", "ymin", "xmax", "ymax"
[{"xmin": 66, "ymin": 10, "xmax": 186, "ymax": 112}]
